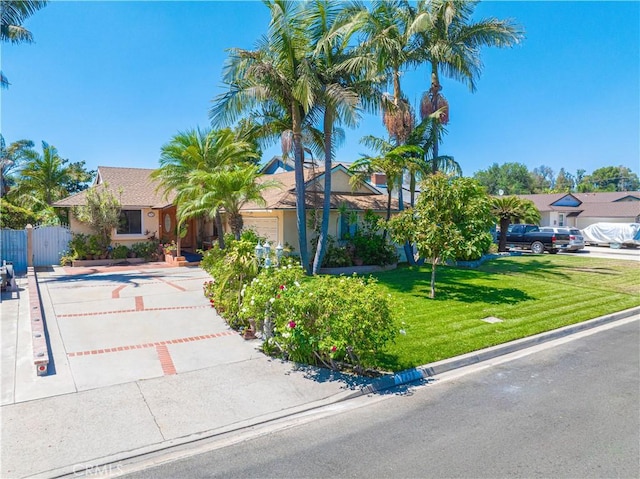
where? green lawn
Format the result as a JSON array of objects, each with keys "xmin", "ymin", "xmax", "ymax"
[{"xmin": 371, "ymin": 254, "xmax": 640, "ymax": 372}]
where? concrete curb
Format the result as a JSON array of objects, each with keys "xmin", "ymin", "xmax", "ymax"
[
  {"xmin": 361, "ymin": 306, "xmax": 640, "ymax": 395},
  {"xmin": 27, "ymin": 267, "xmax": 50, "ymax": 376}
]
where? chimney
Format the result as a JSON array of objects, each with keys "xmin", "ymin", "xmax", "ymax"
[{"xmin": 371, "ymin": 172, "xmax": 387, "ymax": 186}]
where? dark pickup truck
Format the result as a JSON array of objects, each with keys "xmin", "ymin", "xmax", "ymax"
[{"xmin": 506, "ymin": 224, "xmax": 570, "ymax": 254}]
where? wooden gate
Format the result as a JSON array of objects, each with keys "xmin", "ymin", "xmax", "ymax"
[{"xmin": 33, "ymin": 224, "xmax": 72, "ymax": 267}]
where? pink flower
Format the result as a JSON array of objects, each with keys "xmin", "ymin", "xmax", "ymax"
[
  {"xmin": 288, "ymin": 321, "xmax": 296, "ymax": 329},
  {"xmin": 331, "ymin": 346, "xmax": 337, "ymax": 352},
  {"xmin": 279, "ymin": 284, "xmax": 286, "ymax": 290}
]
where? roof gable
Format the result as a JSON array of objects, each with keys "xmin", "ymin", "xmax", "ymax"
[{"xmin": 550, "ymin": 194, "xmax": 582, "ymax": 207}]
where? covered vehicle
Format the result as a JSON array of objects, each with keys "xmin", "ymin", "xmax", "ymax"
[{"xmin": 581, "ymin": 223, "xmax": 640, "ymax": 247}]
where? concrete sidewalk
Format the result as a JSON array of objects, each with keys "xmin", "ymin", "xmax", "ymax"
[{"xmin": 1, "ymin": 265, "xmax": 639, "ymax": 479}]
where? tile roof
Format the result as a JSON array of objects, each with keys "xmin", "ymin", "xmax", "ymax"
[
  {"xmin": 243, "ymin": 164, "xmax": 401, "ymax": 211},
  {"xmin": 54, "ymin": 167, "xmax": 175, "ymax": 208}
]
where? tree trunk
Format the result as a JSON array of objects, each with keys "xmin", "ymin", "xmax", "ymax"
[
  {"xmin": 215, "ymin": 210, "xmax": 225, "ymax": 249},
  {"xmin": 430, "ymin": 258, "xmax": 438, "ymax": 299},
  {"xmin": 292, "ymin": 105, "xmax": 310, "ymax": 274},
  {"xmin": 431, "ymin": 64, "xmax": 441, "ymax": 175},
  {"xmin": 312, "ymin": 110, "xmax": 333, "ymax": 275},
  {"xmin": 228, "ymin": 212, "xmax": 243, "ymax": 241},
  {"xmin": 499, "ymin": 217, "xmax": 510, "ymax": 252}
]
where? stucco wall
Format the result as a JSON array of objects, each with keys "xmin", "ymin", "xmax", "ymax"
[{"xmin": 69, "ymin": 208, "xmax": 160, "ymax": 247}]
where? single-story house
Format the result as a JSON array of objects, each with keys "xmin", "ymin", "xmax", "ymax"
[
  {"xmin": 53, "ymin": 163, "xmax": 402, "ymax": 255},
  {"xmin": 516, "ymin": 192, "xmax": 640, "ymax": 229},
  {"xmin": 53, "ymin": 167, "xmax": 204, "ymax": 251},
  {"xmin": 242, "ymin": 163, "xmax": 402, "ymax": 254}
]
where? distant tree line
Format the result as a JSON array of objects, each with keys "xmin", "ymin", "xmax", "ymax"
[{"xmin": 473, "ymin": 162, "xmax": 639, "ymax": 195}]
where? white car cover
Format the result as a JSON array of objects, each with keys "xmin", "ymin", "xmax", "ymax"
[{"xmin": 581, "ymin": 223, "xmax": 640, "ymax": 246}]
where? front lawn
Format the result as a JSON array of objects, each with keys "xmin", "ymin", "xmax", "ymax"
[{"xmin": 372, "ymin": 255, "xmax": 640, "ymax": 372}]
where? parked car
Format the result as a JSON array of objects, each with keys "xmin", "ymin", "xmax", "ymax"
[
  {"xmin": 505, "ymin": 224, "xmax": 570, "ymax": 254},
  {"xmin": 539, "ymin": 227, "xmax": 585, "ymax": 252}
]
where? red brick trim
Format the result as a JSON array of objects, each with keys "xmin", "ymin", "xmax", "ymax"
[
  {"xmin": 66, "ymin": 331, "xmax": 236, "ymax": 357},
  {"xmin": 135, "ymin": 296, "xmax": 144, "ymax": 311},
  {"xmin": 57, "ymin": 304, "xmax": 209, "ymax": 318},
  {"xmin": 112, "ymin": 285, "xmax": 126, "ymax": 299},
  {"xmin": 156, "ymin": 344, "xmax": 177, "ymax": 375}
]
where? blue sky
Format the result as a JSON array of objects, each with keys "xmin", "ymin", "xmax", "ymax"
[{"xmin": 2, "ymin": 1, "xmax": 638, "ymax": 179}]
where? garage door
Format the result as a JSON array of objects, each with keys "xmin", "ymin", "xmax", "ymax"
[{"xmin": 242, "ymin": 217, "xmax": 279, "ymax": 245}]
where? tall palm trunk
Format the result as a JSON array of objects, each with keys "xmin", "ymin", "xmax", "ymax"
[
  {"xmin": 292, "ymin": 105, "xmax": 310, "ymax": 274},
  {"xmin": 499, "ymin": 217, "xmax": 510, "ymax": 252},
  {"xmin": 312, "ymin": 109, "xmax": 333, "ymax": 275},
  {"xmin": 215, "ymin": 210, "xmax": 225, "ymax": 249},
  {"xmin": 228, "ymin": 212, "xmax": 243, "ymax": 241}
]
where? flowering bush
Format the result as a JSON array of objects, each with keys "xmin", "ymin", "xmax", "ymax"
[
  {"xmin": 163, "ymin": 240, "xmax": 177, "ymax": 253},
  {"xmin": 240, "ymin": 269, "xmax": 397, "ymax": 372}
]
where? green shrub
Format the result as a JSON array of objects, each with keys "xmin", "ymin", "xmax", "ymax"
[
  {"xmin": 200, "ymin": 238, "xmax": 260, "ymax": 326},
  {"xmin": 240, "ymin": 269, "xmax": 397, "ymax": 372},
  {"xmin": 111, "ymin": 244, "xmax": 129, "ymax": 260},
  {"xmin": 317, "ymin": 236, "xmax": 352, "ymax": 267},
  {"xmin": 69, "ymin": 233, "xmax": 90, "ymax": 259},
  {"xmin": 131, "ymin": 239, "xmax": 160, "ymax": 260}
]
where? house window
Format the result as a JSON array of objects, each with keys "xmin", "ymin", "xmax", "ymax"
[
  {"xmin": 118, "ymin": 210, "xmax": 142, "ymax": 235},
  {"xmin": 340, "ymin": 213, "xmax": 357, "ymax": 239},
  {"xmin": 558, "ymin": 213, "xmax": 565, "ymax": 227}
]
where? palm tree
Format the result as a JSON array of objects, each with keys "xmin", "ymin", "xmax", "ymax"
[
  {"xmin": 9, "ymin": 141, "xmax": 71, "ymax": 208},
  {"xmin": 179, "ymin": 166, "xmax": 280, "ymax": 241},
  {"xmin": 349, "ymin": 135, "xmax": 423, "ymax": 228},
  {"xmin": 1, "ymin": 0, "xmax": 48, "ymax": 88},
  {"xmin": 0, "ymin": 134, "xmax": 35, "ymax": 197},
  {"xmin": 306, "ymin": 0, "xmax": 370, "ymax": 274},
  {"xmin": 343, "ymin": 0, "xmax": 418, "ymax": 147},
  {"xmin": 491, "ymin": 195, "xmax": 541, "ymax": 252},
  {"xmin": 152, "ymin": 128, "xmax": 259, "ymax": 251},
  {"xmin": 411, "ymin": 0, "xmax": 523, "ymax": 167},
  {"xmin": 211, "ymin": 0, "xmax": 317, "ymax": 273}
]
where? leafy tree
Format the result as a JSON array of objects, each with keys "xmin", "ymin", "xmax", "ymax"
[
  {"xmin": 72, "ymin": 185, "xmax": 121, "ymax": 253},
  {"xmin": 473, "ymin": 162, "xmax": 535, "ymax": 195},
  {"xmin": 387, "ymin": 173, "xmax": 494, "ymax": 298},
  {"xmin": 0, "ymin": 197, "xmax": 38, "ymax": 228},
  {"xmin": 531, "ymin": 165, "xmax": 554, "ymax": 193},
  {"xmin": 1, "ymin": 0, "xmax": 48, "ymax": 88},
  {"xmin": 63, "ymin": 160, "xmax": 95, "ymax": 195},
  {"xmin": 584, "ymin": 166, "xmax": 639, "ymax": 192},
  {"xmin": 491, "ymin": 195, "xmax": 541, "ymax": 252},
  {"xmin": 553, "ymin": 168, "xmax": 574, "ymax": 193},
  {"xmin": 0, "ymin": 134, "xmax": 35, "ymax": 197}
]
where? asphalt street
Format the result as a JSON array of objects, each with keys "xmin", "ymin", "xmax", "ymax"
[{"xmin": 121, "ymin": 318, "xmax": 640, "ymax": 479}]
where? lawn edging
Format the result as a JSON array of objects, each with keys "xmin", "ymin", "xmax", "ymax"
[{"xmin": 359, "ymin": 305, "xmax": 640, "ymax": 395}]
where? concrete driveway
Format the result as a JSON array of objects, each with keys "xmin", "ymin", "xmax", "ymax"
[{"xmin": 2, "ymin": 264, "xmax": 261, "ymax": 404}]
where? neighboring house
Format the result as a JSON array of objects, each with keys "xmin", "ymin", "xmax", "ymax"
[
  {"xmin": 517, "ymin": 192, "xmax": 640, "ymax": 229},
  {"xmin": 53, "ymin": 167, "xmax": 203, "ymax": 251},
  {"xmin": 241, "ymin": 163, "xmax": 402, "ymax": 254}
]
